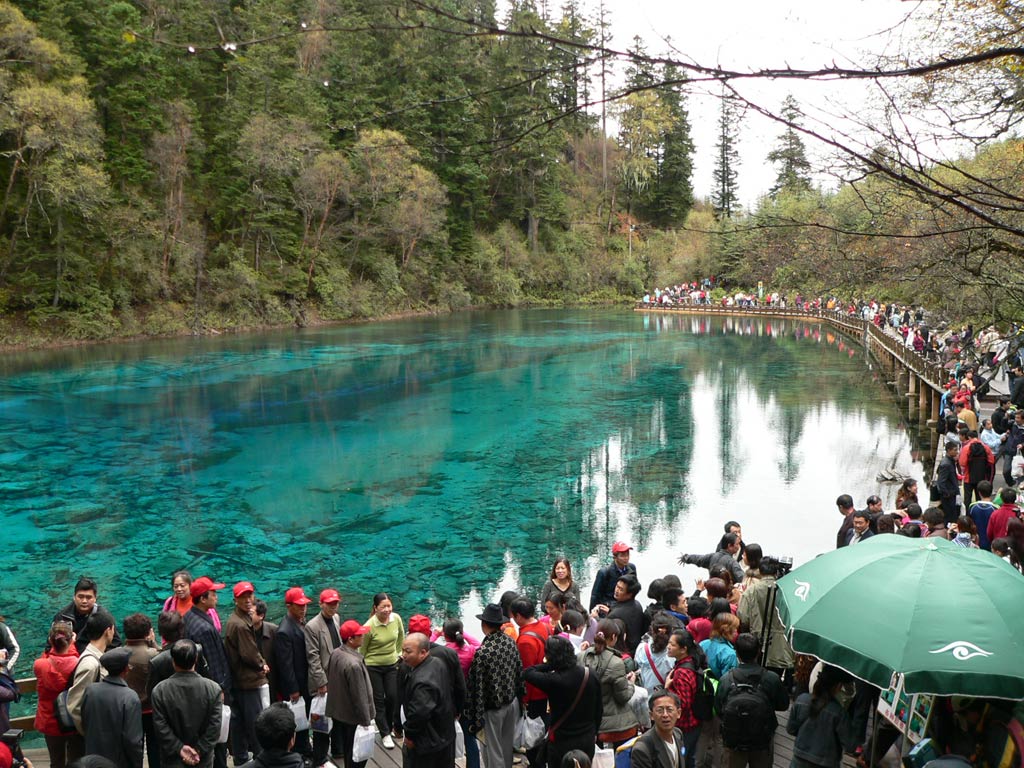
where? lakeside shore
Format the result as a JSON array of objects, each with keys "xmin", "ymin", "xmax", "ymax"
[{"xmin": 0, "ymin": 298, "xmax": 637, "ymax": 355}]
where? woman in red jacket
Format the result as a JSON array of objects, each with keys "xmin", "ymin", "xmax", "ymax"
[
  {"xmin": 33, "ymin": 620, "xmax": 79, "ymax": 768},
  {"xmin": 665, "ymin": 629, "xmax": 707, "ymax": 768}
]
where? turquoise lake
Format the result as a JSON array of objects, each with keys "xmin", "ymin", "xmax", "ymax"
[{"xmin": 2, "ymin": 308, "xmax": 926, "ymax": 660}]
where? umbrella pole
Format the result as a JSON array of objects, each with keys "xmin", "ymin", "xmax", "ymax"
[{"xmin": 758, "ymin": 581, "xmax": 778, "ymax": 669}]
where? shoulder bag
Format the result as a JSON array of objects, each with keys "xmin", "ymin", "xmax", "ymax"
[
  {"xmin": 547, "ymin": 667, "xmax": 590, "ymax": 742},
  {"xmin": 643, "ymin": 644, "xmax": 665, "ymax": 685},
  {"xmin": 55, "ymin": 656, "xmax": 99, "ymax": 733}
]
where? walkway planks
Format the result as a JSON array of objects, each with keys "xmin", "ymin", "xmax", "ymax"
[{"xmin": 23, "ymin": 716, "xmax": 861, "ymax": 768}]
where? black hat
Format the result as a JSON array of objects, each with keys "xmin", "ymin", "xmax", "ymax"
[
  {"xmin": 476, "ymin": 603, "xmax": 505, "ymax": 626},
  {"xmin": 100, "ymin": 647, "xmax": 132, "ymax": 675}
]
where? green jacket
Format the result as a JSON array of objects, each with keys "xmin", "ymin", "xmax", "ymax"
[
  {"xmin": 579, "ymin": 647, "xmax": 637, "ymax": 734},
  {"xmin": 737, "ymin": 577, "xmax": 794, "ymax": 670},
  {"xmin": 358, "ymin": 614, "xmax": 404, "ymax": 667}
]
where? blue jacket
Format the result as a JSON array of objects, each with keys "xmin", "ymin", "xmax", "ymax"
[
  {"xmin": 699, "ymin": 638, "xmax": 736, "ymax": 680},
  {"xmin": 787, "ymin": 693, "xmax": 866, "ymax": 768}
]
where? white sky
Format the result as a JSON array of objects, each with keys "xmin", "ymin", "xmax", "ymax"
[{"xmin": 598, "ymin": 0, "xmax": 923, "ymax": 208}]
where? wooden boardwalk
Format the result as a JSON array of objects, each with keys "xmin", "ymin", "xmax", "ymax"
[{"xmin": 22, "ymin": 714, "xmax": 872, "ymax": 768}]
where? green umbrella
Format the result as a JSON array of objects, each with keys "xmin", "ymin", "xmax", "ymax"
[{"xmin": 775, "ymin": 534, "xmax": 1024, "ymax": 699}]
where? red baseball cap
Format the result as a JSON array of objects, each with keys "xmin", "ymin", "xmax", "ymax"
[
  {"xmin": 233, "ymin": 581, "xmax": 255, "ymax": 598},
  {"xmin": 612, "ymin": 541, "xmax": 632, "ymax": 553},
  {"xmin": 189, "ymin": 576, "xmax": 226, "ymax": 599},
  {"xmin": 407, "ymin": 614, "xmax": 432, "ymax": 635},
  {"xmin": 285, "ymin": 587, "xmax": 313, "ymax": 605},
  {"xmin": 319, "ymin": 588, "xmax": 341, "ymax": 604},
  {"xmin": 340, "ymin": 620, "xmax": 371, "ymax": 641}
]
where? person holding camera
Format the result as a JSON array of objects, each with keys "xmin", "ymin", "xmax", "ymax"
[
  {"xmin": 737, "ymin": 556, "xmax": 794, "ymax": 692},
  {"xmin": 0, "ymin": 734, "xmax": 35, "ymax": 768}
]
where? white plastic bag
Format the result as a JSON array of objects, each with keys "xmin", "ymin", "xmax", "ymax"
[
  {"xmin": 593, "ymin": 746, "xmax": 614, "ymax": 768},
  {"xmin": 258, "ymin": 683, "xmax": 270, "ymax": 711},
  {"xmin": 310, "ymin": 693, "xmax": 327, "ymax": 717},
  {"xmin": 310, "ymin": 694, "xmax": 331, "ymax": 733},
  {"xmin": 628, "ymin": 684, "xmax": 651, "ymax": 730},
  {"xmin": 513, "ymin": 711, "xmax": 545, "ymax": 750},
  {"xmin": 288, "ymin": 698, "xmax": 309, "ymax": 731},
  {"xmin": 454, "ymin": 720, "xmax": 466, "ymax": 759},
  {"xmin": 352, "ymin": 724, "xmax": 376, "ymax": 763},
  {"xmin": 218, "ymin": 704, "xmax": 231, "ymax": 744}
]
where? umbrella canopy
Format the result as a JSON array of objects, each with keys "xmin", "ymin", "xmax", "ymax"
[{"xmin": 775, "ymin": 534, "xmax": 1024, "ymax": 699}]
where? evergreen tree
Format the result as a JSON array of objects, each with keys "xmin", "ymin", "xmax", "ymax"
[
  {"xmin": 650, "ymin": 61, "xmax": 694, "ymax": 228},
  {"xmin": 552, "ymin": 0, "xmax": 596, "ymax": 139},
  {"xmin": 712, "ymin": 94, "xmax": 742, "ymax": 219},
  {"xmin": 615, "ymin": 37, "xmax": 665, "ymax": 218},
  {"xmin": 767, "ymin": 94, "xmax": 813, "ymax": 197}
]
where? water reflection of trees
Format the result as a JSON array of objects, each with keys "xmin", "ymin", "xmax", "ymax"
[{"xmin": 2, "ymin": 310, "xmax": 916, "ymax": 643}]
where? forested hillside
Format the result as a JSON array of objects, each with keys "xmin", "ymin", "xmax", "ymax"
[
  {"xmin": 2, "ymin": 0, "xmax": 1022, "ymax": 345},
  {"xmin": 0, "ymin": 0, "xmax": 696, "ymax": 342}
]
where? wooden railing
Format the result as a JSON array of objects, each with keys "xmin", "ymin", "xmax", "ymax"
[
  {"xmin": 635, "ymin": 302, "xmax": 950, "ymax": 396},
  {"xmin": 11, "ymin": 676, "xmax": 37, "ymax": 730}
]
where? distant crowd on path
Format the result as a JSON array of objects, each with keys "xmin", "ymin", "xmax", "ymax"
[
  {"xmin": 5, "ymin": 499, "xmax": 1020, "ymax": 768},
  {"xmin": 640, "ymin": 282, "xmax": 1024, "ymax": 389}
]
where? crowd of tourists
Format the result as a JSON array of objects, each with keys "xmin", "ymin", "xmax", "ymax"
[
  {"xmin": 640, "ymin": 283, "xmax": 1024, "ymax": 386},
  {"xmin": 3, "ymin": 494, "xmax": 1020, "ymax": 768},
  {"xmin": 4, "ymin": 291, "xmax": 1023, "ymax": 768}
]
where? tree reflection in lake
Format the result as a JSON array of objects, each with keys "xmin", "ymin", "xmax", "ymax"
[{"xmin": 0, "ymin": 309, "xmax": 923, "ymax": 654}]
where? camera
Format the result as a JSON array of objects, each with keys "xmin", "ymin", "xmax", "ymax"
[
  {"xmin": 761, "ymin": 556, "xmax": 794, "ymax": 577},
  {"xmin": 2, "ymin": 728, "xmax": 26, "ymax": 768}
]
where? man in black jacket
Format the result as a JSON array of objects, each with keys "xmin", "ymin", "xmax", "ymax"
[
  {"xmin": 273, "ymin": 588, "xmax": 313, "ymax": 759},
  {"xmin": 589, "ymin": 542, "xmax": 638, "ymax": 610},
  {"xmin": 149, "ymin": 612, "xmax": 209, "ymax": 703},
  {"xmin": 1002, "ymin": 410, "xmax": 1024, "ymax": 487},
  {"xmin": 240, "ymin": 704, "xmax": 304, "ymax": 768},
  {"xmin": 833, "ymin": 495, "xmax": 856, "ymax": 550},
  {"xmin": 404, "ymin": 616, "xmax": 465, "ymax": 715},
  {"xmin": 936, "ymin": 441, "xmax": 962, "ymax": 525},
  {"xmin": 151, "ymin": 640, "xmax": 224, "ymax": 768},
  {"xmin": 50, "ymin": 576, "xmax": 122, "ymax": 654},
  {"xmin": 1011, "ymin": 363, "xmax": 1024, "ymax": 408},
  {"xmin": 678, "ymin": 535, "xmax": 745, "ymax": 583},
  {"xmin": 399, "ymin": 634, "xmax": 455, "ymax": 768},
  {"xmin": 599, "ymin": 575, "xmax": 647, "ymax": 657},
  {"xmin": 991, "ymin": 398, "xmax": 1011, "ymax": 434},
  {"xmin": 82, "ymin": 647, "xmax": 144, "ymax": 768}
]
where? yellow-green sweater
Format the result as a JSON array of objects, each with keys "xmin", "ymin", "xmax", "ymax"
[{"xmin": 358, "ymin": 613, "xmax": 405, "ymax": 666}]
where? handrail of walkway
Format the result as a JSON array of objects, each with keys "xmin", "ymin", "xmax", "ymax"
[
  {"xmin": 635, "ymin": 302, "xmax": 951, "ymax": 395},
  {"xmin": 10, "ymin": 676, "xmax": 37, "ymax": 730}
]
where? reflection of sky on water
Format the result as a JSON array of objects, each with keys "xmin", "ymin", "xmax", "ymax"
[{"xmin": 2, "ymin": 309, "xmax": 924, "ymax": 653}]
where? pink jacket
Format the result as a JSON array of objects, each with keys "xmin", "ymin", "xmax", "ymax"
[
  {"xmin": 163, "ymin": 595, "xmax": 222, "ymax": 632},
  {"xmin": 429, "ymin": 630, "xmax": 480, "ymax": 678}
]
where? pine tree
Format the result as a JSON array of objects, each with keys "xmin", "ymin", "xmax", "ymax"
[
  {"xmin": 650, "ymin": 61, "xmax": 694, "ymax": 228},
  {"xmin": 767, "ymin": 94, "xmax": 813, "ymax": 197},
  {"xmin": 712, "ymin": 95, "xmax": 742, "ymax": 219}
]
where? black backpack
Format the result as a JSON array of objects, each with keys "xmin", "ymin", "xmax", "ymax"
[
  {"xmin": 681, "ymin": 659, "xmax": 717, "ymax": 721},
  {"xmin": 719, "ymin": 669, "xmax": 774, "ymax": 750},
  {"xmin": 968, "ymin": 440, "xmax": 988, "ymax": 481}
]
